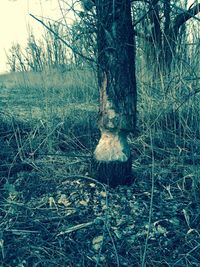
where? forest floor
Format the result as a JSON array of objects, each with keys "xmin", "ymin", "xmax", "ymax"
[{"xmin": 0, "ymin": 71, "xmax": 200, "ymax": 267}]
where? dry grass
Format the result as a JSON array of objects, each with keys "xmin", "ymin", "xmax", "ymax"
[
  {"xmin": 0, "ymin": 68, "xmax": 98, "ymax": 121},
  {"xmin": 0, "ymin": 46, "xmax": 200, "ymax": 266}
]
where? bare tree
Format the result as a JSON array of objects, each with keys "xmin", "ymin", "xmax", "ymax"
[
  {"xmin": 134, "ymin": 1, "xmax": 200, "ymax": 73},
  {"xmin": 91, "ymin": 0, "xmax": 137, "ymax": 186},
  {"xmin": 6, "ymin": 24, "xmax": 71, "ymax": 72},
  {"xmin": 6, "ymin": 43, "xmax": 28, "ymax": 72}
]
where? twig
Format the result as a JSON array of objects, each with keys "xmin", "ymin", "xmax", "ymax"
[
  {"xmin": 6, "ymin": 229, "xmax": 39, "ymax": 234},
  {"xmin": 105, "ymin": 224, "xmax": 120, "ymax": 267},
  {"xmin": 29, "ymin": 14, "xmax": 96, "ymax": 64},
  {"xmin": 173, "ymin": 243, "xmax": 200, "ymax": 266},
  {"xmin": 57, "ymin": 219, "xmax": 98, "ymax": 236},
  {"xmin": 141, "ymin": 128, "xmax": 155, "ymax": 267},
  {"xmin": 175, "ymin": 89, "xmax": 200, "ymax": 112}
]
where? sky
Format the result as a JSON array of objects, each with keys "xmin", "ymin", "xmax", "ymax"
[
  {"xmin": 0, "ymin": 0, "xmax": 76, "ymax": 73},
  {"xmin": 0, "ymin": 0, "xmax": 198, "ymax": 73}
]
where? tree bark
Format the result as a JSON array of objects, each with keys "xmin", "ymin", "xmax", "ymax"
[
  {"xmin": 147, "ymin": 1, "xmax": 162, "ymax": 74},
  {"xmin": 93, "ymin": 0, "xmax": 137, "ymax": 187},
  {"xmin": 163, "ymin": 0, "xmax": 171, "ymax": 70}
]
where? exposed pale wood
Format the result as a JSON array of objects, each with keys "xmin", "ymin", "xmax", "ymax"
[{"xmin": 93, "ymin": 0, "xmax": 137, "ymax": 186}]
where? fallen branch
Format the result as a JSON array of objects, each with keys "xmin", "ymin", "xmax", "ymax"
[
  {"xmin": 57, "ymin": 217, "xmax": 103, "ymax": 236},
  {"xmin": 29, "ymin": 14, "xmax": 96, "ymax": 64}
]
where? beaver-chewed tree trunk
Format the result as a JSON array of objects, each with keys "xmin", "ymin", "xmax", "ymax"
[{"xmin": 93, "ymin": 0, "xmax": 137, "ymax": 187}]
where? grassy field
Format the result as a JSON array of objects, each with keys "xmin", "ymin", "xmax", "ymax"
[
  {"xmin": 0, "ymin": 69, "xmax": 98, "ymax": 119},
  {"xmin": 0, "ymin": 65, "xmax": 200, "ymax": 266}
]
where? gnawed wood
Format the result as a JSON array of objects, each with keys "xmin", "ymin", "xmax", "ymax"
[
  {"xmin": 93, "ymin": 0, "xmax": 136, "ymax": 186},
  {"xmin": 94, "ymin": 131, "xmax": 130, "ymax": 162},
  {"xmin": 93, "ymin": 130, "xmax": 132, "ymax": 187}
]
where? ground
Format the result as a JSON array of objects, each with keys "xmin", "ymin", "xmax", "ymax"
[{"xmin": 0, "ymin": 70, "xmax": 200, "ymax": 266}]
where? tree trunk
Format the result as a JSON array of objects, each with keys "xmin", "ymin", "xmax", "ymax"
[
  {"xmin": 93, "ymin": 0, "xmax": 137, "ymax": 187},
  {"xmin": 148, "ymin": 1, "xmax": 162, "ymax": 60},
  {"xmin": 163, "ymin": 0, "xmax": 172, "ymax": 71}
]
